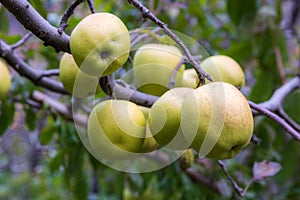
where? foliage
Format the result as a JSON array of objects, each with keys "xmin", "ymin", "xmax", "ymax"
[{"xmin": 0, "ymin": 0, "xmax": 299, "ymax": 199}]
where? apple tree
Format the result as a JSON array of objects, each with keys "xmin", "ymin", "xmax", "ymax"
[{"xmin": 0, "ymin": 0, "xmax": 299, "ymax": 199}]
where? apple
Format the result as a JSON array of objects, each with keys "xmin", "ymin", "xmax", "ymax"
[
  {"xmin": 201, "ymin": 55, "xmax": 245, "ymax": 87},
  {"xmin": 70, "ymin": 13, "xmax": 130, "ymax": 77},
  {"xmin": 181, "ymin": 82, "xmax": 253, "ymax": 160},
  {"xmin": 138, "ymin": 106, "xmax": 159, "ymax": 153},
  {"xmin": 180, "ymin": 68, "xmax": 198, "ymax": 88},
  {"xmin": 59, "ymin": 53, "xmax": 101, "ymax": 98},
  {"xmin": 87, "ymin": 100, "xmax": 146, "ymax": 160},
  {"xmin": 0, "ymin": 60, "xmax": 11, "ymax": 100},
  {"xmin": 133, "ymin": 44, "xmax": 185, "ymax": 96},
  {"xmin": 149, "ymin": 87, "xmax": 193, "ymax": 150}
]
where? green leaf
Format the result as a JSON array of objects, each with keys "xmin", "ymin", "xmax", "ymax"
[
  {"xmin": 74, "ymin": 167, "xmax": 88, "ymax": 200},
  {"xmin": 227, "ymin": 0, "xmax": 257, "ymax": 26},
  {"xmin": 0, "ymin": 99, "xmax": 15, "ymax": 136},
  {"xmin": 283, "ymin": 90, "xmax": 300, "ymax": 124},
  {"xmin": 248, "ymin": 68, "xmax": 274, "ymax": 102},
  {"xmin": 28, "ymin": 0, "xmax": 47, "ymax": 18},
  {"xmin": 49, "ymin": 150, "xmax": 65, "ymax": 172},
  {"xmin": 39, "ymin": 124, "xmax": 57, "ymax": 145},
  {"xmin": 25, "ymin": 108, "xmax": 36, "ymax": 131},
  {"xmin": 0, "ymin": 7, "xmax": 9, "ymax": 33}
]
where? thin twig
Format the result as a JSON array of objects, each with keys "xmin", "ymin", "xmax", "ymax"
[
  {"xmin": 130, "ymin": 27, "xmax": 161, "ymax": 48},
  {"xmin": 217, "ymin": 160, "xmax": 243, "ymax": 197},
  {"xmin": 277, "ymin": 106, "xmax": 300, "ymax": 132},
  {"xmin": 251, "ymin": 134, "xmax": 262, "ymax": 145},
  {"xmin": 13, "ymin": 97, "xmax": 42, "ymax": 109},
  {"xmin": 127, "ymin": 0, "xmax": 213, "ymax": 85},
  {"xmin": 168, "ymin": 58, "xmax": 185, "ymax": 89},
  {"xmin": 32, "ymin": 91, "xmax": 87, "ymax": 126},
  {"xmin": 274, "ymin": 47, "xmax": 287, "ymax": 84},
  {"xmin": 39, "ymin": 69, "xmax": 60, "ymax": 78},
  {"xmin": 249, "ymin": 101, "xmax": 300, "ymax": 141},
  {"xmin": 11, "ymin": 33, "xmax": 33, "ymax": 50},
  {"xmin": 58, "ymin": 0, "xmax": 85, "ymax": 34},
  {"xmin": 86, "ymin": 0, "xmax": 96, "ymax": 14}
]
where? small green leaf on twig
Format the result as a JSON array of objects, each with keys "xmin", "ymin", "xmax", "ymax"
[{"xmin": 253, "ymin": 160, "xmax": 282, "ymax": 181}]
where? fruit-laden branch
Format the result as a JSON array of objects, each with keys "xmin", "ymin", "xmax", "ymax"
[
  {"xmin": 99, "ymin": 75, "xmax": 158, "ymax": 107},
  {"xmin": 0, "ymin": 0, "xmax": 70, "ymax": 53},
  {"xmin": 0, "ymin": 40, "xmax": 67, "ymax": 94},
  {"xmin": 127, "ymin": 0, "xmax": 213, "ymax": 85}
]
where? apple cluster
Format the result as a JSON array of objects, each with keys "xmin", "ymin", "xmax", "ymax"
[{"xmin": 59, "ymin": 12, "xmax": 254, "ymax": 161}]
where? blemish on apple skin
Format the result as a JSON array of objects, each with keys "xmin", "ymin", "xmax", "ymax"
[{"xmin": 101, "ymin": 51, "xmax": 110, "ymax": 59}]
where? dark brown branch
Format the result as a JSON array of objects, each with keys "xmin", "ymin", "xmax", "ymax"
[
  {"xmin": 99, "ymin": 75, "xmax": 159, "ymax": 107},
  {"xmin": 249, "ymin": 101, "xmax": 300, "ymax": 141},
  {"xmin": 11, "ymin": 33, "xmax": 33, "ymax": 50},
  {"xmin": 217, "ymin": 160, "xmax": 243, "ymax": 197},
  {"xmin": 127, "ymin": 0, "xmax": 213, "ymax": 85},
  {"xmin": 40, "ymin": 69, "xmax": 60, "ymax": 78},
  {"xmin": 87, "ymin": 0, "xmax": 96, "ymax": 14},
  {"xmin": 0, "ymin": 40, "xmax": 67, "ymax": 94},
  {"xmin": 58, "ymin": 0, "xmax": 85, "ymax": 34},
  {"xmin": 0, "ymin": 0, "xmax": 70, "ymax": 53}
]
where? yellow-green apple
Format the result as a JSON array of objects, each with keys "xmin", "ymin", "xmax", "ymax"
[
  {"xmin": 133, "ymin": 44, "xmax": 185, "ymax": 96},
  {"xmin": 180, "ymin": 68, "xmax": 198, "ymax": 88},
  {"xmin": 0, "ymin": 60, "xmax": 11, "ymax": 100},
  {"xmin": 138, "ymin": 106, "xmax": 159, "ymax": 153},
  {"xmin": 181, "ymin": 82, "xmax": 253, "ymax": 160},
  {"xmin": 201, "ymin": 55, "xmax": 245, "ymax": 87},
  {"xmin": 70, "ymin": 13, "xmax": 130, "ymax": 77},
  {"xmin": 149, "ymin": 87, "xmax": 193, "ymax": 150},
  {"xmin": 59, "ymin": 53, "xmax": 101, "ymax": 98},
  {"xmin": 87, "ymin": 100, "xmax": 146, "ymax": 160}
]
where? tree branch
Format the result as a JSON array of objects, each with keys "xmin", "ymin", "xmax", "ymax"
[
  {"xmin": 31, "ymin": 91, "xmax": 87, "ymax": 126},
  {"xmin": 257, "ymin": 76, "xmax": 300, "ymax": 112},
  {"xmin": 99, "ymin": 75, "xmax": 158, "ymax": 107},
  {"xmin": 58, "ymin": 0, "xmax": 85, "ymax": 34},
  {"xmin": 249, "ymin": 101, "xmax": 300, "ymax": 141},
  {"xmin": 11, "ymin": 33, "xmax": 33, "ymax": 50},
  {"xmin": 0, "ymin": 40, "xmax": 67, "ymax": 94},
  {"xmin": 127, "ymin": 0, "xmax": 213, "ymax": 85},
  {"xmin": 217, "ymin": 160, "xmax": 243, "ymax": 197},
  {"xmin": 0, "ymin": 0, "xmax": 70, "ymax": 53},
  {"xmin": 168, "ymin": 58, "xmax": 185, "ymax": 89}
]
